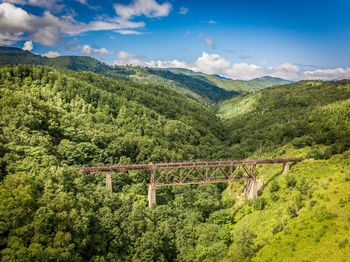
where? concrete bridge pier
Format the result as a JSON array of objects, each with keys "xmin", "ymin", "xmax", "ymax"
[
  {"xmin": 106, "ymin": 172, "xmax": 112, "ymax": 191},
  {"xmin": 245, "ymin": 180, "xmax": 258, "ymax": 200},
  {"xmin": 148, "ymin": 184, "xmax": 156, "ymax": 207},
  {"xmin": 282, "ymin": 162, "xmax": 290, "ymax": 174},
  {"xmin": 148, "ymin": 170, "xmax": 156, "ymax": 207}
]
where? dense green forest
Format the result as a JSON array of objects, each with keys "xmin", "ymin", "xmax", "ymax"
[
  {"xmin": 0, "ymin": 47, "xmax": 289, "ymax": 105},
  {"xmin": 0, "ymin": 58, "xmax": 349, "ymax": 261},
  {"xmin": 216, "ymin": 80, "xmax": 350, "ymax": 159}
]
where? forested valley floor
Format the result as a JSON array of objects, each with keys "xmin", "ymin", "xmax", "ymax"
[{"xmin": 0, "ymin": 64, "xmax": 350, "ymax": 261}]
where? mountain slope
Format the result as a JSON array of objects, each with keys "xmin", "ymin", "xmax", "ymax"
[
  {"xmin": 0, "ymin": 46, "xmax": 237, "ymax": 104},
  {"xmin": 166, "ymin": 67, "xmax": 292, "ymax": 93},
  {"xmin": 216, "ymin": 80, "xmax": 350, "ymax": 158},
  {"xmin": 0, "ymin": 63, "xmax": 349, "ymax": 261}
]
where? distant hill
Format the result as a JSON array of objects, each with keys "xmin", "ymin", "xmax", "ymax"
[
  {"xmin": 0, "ymin": 46, "xmax": 237, "ymax": 104},
  {"xmin": 0, "ymin": 46, "xmax": 292, "ymax": 105},
  {"xmin": 165, "ymin": 67, "xmax": 292, "ymax": 93}
]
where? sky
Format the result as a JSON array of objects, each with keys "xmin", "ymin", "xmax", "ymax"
[{"xmin": 0, "ymin": 0, "xmax": 350, "ymax": 80}]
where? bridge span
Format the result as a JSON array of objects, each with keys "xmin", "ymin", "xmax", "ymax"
[{"xmin": 77, "ymin": 158, "xmax": 309, "ymax": 207}]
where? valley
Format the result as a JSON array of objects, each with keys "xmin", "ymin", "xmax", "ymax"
[{"xmin": 0, "ymin": 48, "xmax": 349, "ymax": 261}]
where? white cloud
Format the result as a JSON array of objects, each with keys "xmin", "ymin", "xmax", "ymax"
[
  {"xmin": 41, "ymin": 51, "xmax": 60, "ymax": 58},
  {"xmin": 179, "ymin": 7, "xmax": 188, "ymax": 15},
  {"xmin": 209, "ymin": 20, "xmax": 217, "ymax": 24},
  {"xmin": 113, "ymin": 50, "xmax": 144, "ymax": 65},
  {"xmin": 205, "ymin": 37, "xmax": 216, "ymax": 49},
  {"xmin": 22, "ymin": 40, "xmax": 33, "ymax": 51},
  {"xmin": 114, "ymin": 0, "xmax": 171, "ymax": 20},
  {"xmin": 115, "ymin": 29, "xmax": 143, "ymax": 35},
  {"xmin": 115, "ymin": 51, "xmax": 350, "ymax": 81},
  {"xmin": 2, "ymin": 0, "xmax": 65, "ymax": 13},
  {"xmin": 81, "ymin": 45, "xmax": 109, "ymax": 55},
  {"xmin": 304, "ymin": 68, "xmax": 350, "ymax": 80},
  {"xmin": 0, "ymin": 1, "xmax": 170, "ymax": 47}
]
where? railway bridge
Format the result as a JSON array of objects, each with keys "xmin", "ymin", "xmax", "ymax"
[{"xmin": 77, "ymin": 158, "xmax": 308, "ymax": 207}]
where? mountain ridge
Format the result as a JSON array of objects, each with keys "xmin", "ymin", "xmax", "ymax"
[{"xmin": 0, "ymin": 46, "xmax": 290, "ymax": 104}]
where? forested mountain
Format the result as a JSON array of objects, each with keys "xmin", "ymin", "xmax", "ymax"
[
  {"xmin": 0, "ymin": 46, "xmax": 238, "ymax": 104},
  {"xmin": 0, "ymin": 58, "xmax": 349, "ymax": 260},
  {"xmin": 0, "ymin": 64, "xmax": 234, "ymax": 260},
  {"xmin": 216, "ymin": 80, "xmax": 350, "ymax": 159},
  {"xmin": 167, "ymin": 68, "xmax": 292, "ymax": 92},
  {"xmin": 0, "ymin": 46, "xmax": 291, "ymax": 105}
]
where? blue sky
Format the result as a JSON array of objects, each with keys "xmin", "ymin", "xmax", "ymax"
[{"xmin": 0, "ymin": 0, "xmax": 349, "ymax": 80}]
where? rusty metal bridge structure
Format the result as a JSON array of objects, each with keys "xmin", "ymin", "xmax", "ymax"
[{"xmin": 77, "ymin": 158, "xmax": 308, "ymax": 207}]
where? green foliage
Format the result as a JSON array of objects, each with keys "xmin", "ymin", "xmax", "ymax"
[
  {"xmin": 230, "ymin": 226, "xmax": 257, "ymax": 261},
  {"xmin": 218, "ymin": 80, "xmax": 350, "ymax": 158},
  {"xmin": 0, "ymin": 64, "xmax": 233, "ymax": 261},
  {"xmin": 252, "ymin": 197, "xmax": 267, "ymax": 211},
  {"xmin": 285, "ymin": 174, "xmax": 297, "ymax": 188},
  {"xmin": 269, "ymin": 180, "xmax": 280, "ymax": 193},
  {"xmin": 338, "ymin": 238, "xmax": 349, "ymax": 249},
  {"xmin": 0, "ymin": 46, "xmax": 238, "ymax": 105},
  {"xmin": 1, "ymin": 53, "xmax": 350, "ymax": 262}
]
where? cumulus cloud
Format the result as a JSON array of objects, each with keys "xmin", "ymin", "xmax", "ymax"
[
  {"xmin": 179, "ymin": 7, "xmax": 188, "ymax": 15},
  {"xmin": 114, "ymin": 0, "xmax": 171, "ymax": 20},
  {"xmin": 81, "ymin": 45, "xmax": 109, "ymax": 55},
  {"xmin": 209, "ymin": 20, "xmax": 217, "ymax": 24},
  {"xmin": 113, "ymin": 51, "xmax": 350, "ymax": 81},
  {"xmin": 113, "ymin": 51, "xmax": 145, "ymax": 65},
  {"xmin": 0, "ymin": 1, "xmax": 171, "ymax": 47},
  {"xmin": 41, "ymin": 51, "xmax": 60, "ymax": 58},
  {"xmin": 2, "ymin": 0, "xmax": 65, "ymax": 13},
  {"xmin": 22, "ymin": 40, "xmax": 33, "ymax": 51}
]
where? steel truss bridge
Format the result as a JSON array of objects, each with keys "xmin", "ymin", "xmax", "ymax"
[{"xmin": 77, "ymin": 158, "xmax": 308, "ymax": 206}]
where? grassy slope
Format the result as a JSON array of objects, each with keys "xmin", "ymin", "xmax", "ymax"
[
  {"xmin": 224, "ymin": 146, "xmax": 350, "ymax": 261},
  {"xmin": 215, "ymin": 80, "xmax": 350, "ymax": 261}
]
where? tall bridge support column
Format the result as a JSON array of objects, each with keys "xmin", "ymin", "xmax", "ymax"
[
  {"xmin": 148, "ymin": 170, "xmax": 156, "ymax": 207},
  {"xmin": 106, "ymin": 172, "xmax": 112, "ymax": 191},
  {"xmin": 282, "ymin": 162, "xmax": 290, "ymax": 174},
  {"xmin": 245, "ymin": 180, "xmax": 258, "ymax": 199},
  {"xmin": 148, "ymin": 184, "xmax": 156, "ymax": 207},
  {"xmin": 245, "ymin": 164, "xmax": 257, "ymax": 200}
]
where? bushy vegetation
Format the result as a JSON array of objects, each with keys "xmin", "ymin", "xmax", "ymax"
[
  {"xmin": 217, "ymin": 80, "xmax": 350, "ymax": 159},
  {"xmin": 0, "ymin": 64, "xmax": 234, "ymax": 260},
  {"xmin": 0, "ymin": 58, "xmax": 349, "ymax": 261}
]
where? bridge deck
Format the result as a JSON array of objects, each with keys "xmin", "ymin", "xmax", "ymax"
[{"xmin": 76, "ymin": 158, "xmax": 306, "ymax": 173}]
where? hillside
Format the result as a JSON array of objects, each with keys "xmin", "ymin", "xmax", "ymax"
[
  {"xmin": 213, "ymin": 80, "xmax": 350, "ymax": 261},
  {"xmin": 0, "ymin": 46, "xmax": 237, "ymax": 104},
  {"xmin": 167, "ymin": 67, "xmax": 292, "ymax": 93},
  {"xmin": 0, "ymin": 62, "xmax": 349, "ymax": 261},
  {"xmin": 216, "ymin": 80, "xmax": 350, "ymax": 159}
]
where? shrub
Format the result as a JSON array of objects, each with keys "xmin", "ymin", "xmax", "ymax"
[
  {"xmin": 315, "ymin": 206, "xmax": 338, "ymax": 222},
  {"xmin": 338, "ymin": 238, "xmax": 349, "ymax": 249},
  {"xmin": 285, "ymin": 174, "xmax": 297, "ymax": 188},
  {"xmin": 287, "ymin": 205, "xmax": 297, "ymax": 217},
  {"xmin": 271, "ymin": 193, "xmax": 280, "ymax": 202},
  {"xmin": 252, "ymin": 197, "xmax": 267, "ymax": 211},
  {"xmin": 292, "ymin": 135, "xmax": 313, "ymax": 148},
  {"xmin": 231, "ymin": 226, "xmax": 257, "ymax": 260},
  {"xmin": 272, "ymin": 223, "xmax": 283, "ymax": 235},
  {"xmin": 269, "ymin": 180, "xmax": 280, "ymax": 193}
]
